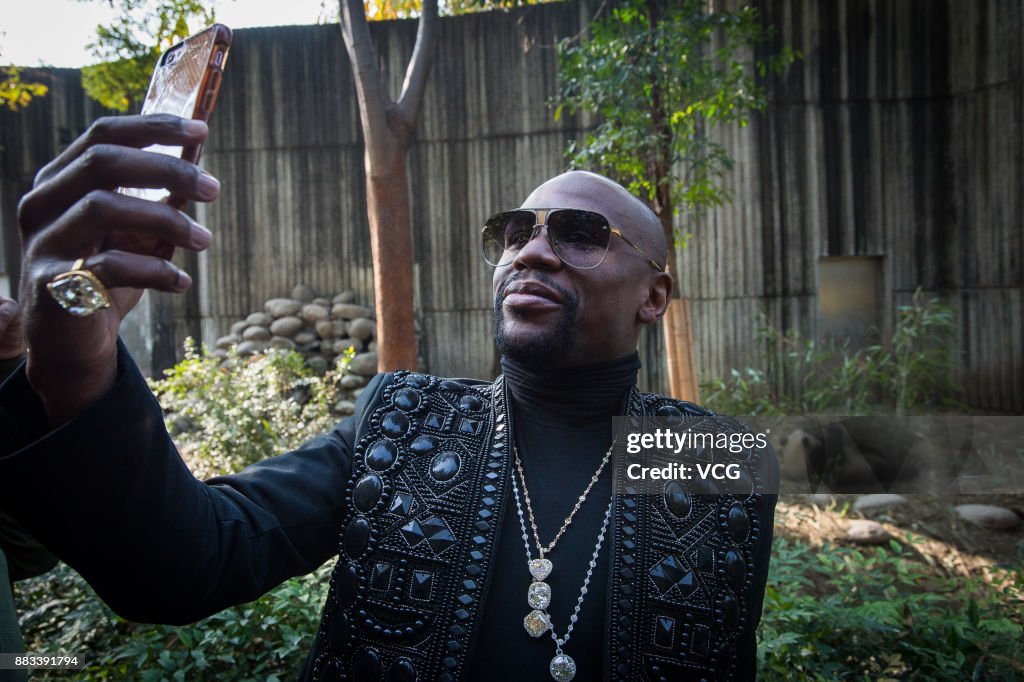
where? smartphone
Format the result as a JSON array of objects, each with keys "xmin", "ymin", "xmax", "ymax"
[{"xmin": 121, "ymin": 24, "xmax": 232, "ymax": 209}]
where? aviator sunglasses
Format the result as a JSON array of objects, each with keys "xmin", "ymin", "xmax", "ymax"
[{"xmin": 481, "ymin": 208, "xmax": 665, "ymax": 271}]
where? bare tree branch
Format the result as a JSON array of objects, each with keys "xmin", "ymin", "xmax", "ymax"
[
  {"xmin": 339, "ymin": 0, "xmax": 390, "ymax": 150},
  {"xmin": 394, "ymin": 0, "xmax": 438, "ymax": 132}
]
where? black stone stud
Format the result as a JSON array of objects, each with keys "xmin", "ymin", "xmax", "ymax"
[
  {"xmin": 387, "ymin": 657, "xmax": 417, "ymax": 682},
  {"xmin": 405, "ymin": 373, "xmax": 429, "ymax": 388},
  {"xmin": 366, "ymin": 440, "xmax": 398, "ymax": 472},
  {"xmin": 411, "ymin": 570, "xmax": 433, "ymax": 600},
  {"xmin": 327, "ymin": 610, "xmax": 349, "ymax": 652},
  {"xmin": 381, "ymin": 410, "xmax": 411, "ymax": 438},
  {"xmin": 370, "ymin": 562, "xmax": 391, "ymax": 590},
  {"xmin": 353, "ymin": 647, "xmax": 381, "ymax": 682},
  {"xmin": 338, "ymin": 563, "xmax": 359, "ymax": 607},
  {"xmin": 664, "ymin": 481, "xmax": 692, "ymax": 519},
  {"xmin": 393, "ymin": 387, "xmax": 422, "ymax": 411},
  {"xmin": 459, "ymin": 394, "xmax": 483, "ymax": 411},
  {"xmin": 409, "ymin": 435, "xmax": 439, "ymax": 455},
  {"xmin": 718, "ymin": 592, "xmax": 739, "ymax": 630},
  {"xmin": 343, "ymin": 517, "xmax": 371, "ymax": 559},
  {"xmin": 727, "ymin": 503, "xmax": 750, "ymax": 542},
  {"xmin": 724, "ymin": 549, "xmax": 746, "ymax": 589},
  {"xmin": 655, "ymin": 615, "xmax": 675, "ymax": 648},
  {"xmin": 430, "ymin": 451, "xmax": 462, "ymax": 482},
  {"xmin": 353, "ymin": 473, "xmax": 384, "ymax": 512}
]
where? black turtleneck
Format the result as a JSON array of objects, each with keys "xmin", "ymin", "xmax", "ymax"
[{"xmin": 466, "ymin": 353, "xmax": 640, "ymax": 681}]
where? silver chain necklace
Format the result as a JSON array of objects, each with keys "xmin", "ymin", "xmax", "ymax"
[{"xmin": 510, "ymin": 453, "xmax": 614, "ymax": 682}]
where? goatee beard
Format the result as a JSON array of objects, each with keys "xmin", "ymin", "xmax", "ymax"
[{"xmin": 493, "ymin": 274, "xmax": 579, "ymax": 368}]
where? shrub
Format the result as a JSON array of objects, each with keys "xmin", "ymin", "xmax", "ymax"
[
  {"xmin": 759, "ymin": 536, "xmax": 1024, "ymax": 680},
  {"xmin": 701, "ymin": 289, "xmax": 962, "ymax": 416},
  {"xmin": 148, "ymin": 340, "xmax": 353, "ymax": 478}
]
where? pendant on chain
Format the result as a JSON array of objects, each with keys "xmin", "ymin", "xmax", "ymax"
[{"xmin": 550, "ymin": 652, "xmax": 577, "ymax": 681}]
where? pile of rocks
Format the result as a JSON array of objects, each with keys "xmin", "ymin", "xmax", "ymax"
[{"xmin": 214, "ymin": 284, "xmax": 380, "ymax": 409}]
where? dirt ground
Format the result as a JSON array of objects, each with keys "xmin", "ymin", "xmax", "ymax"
[{"xmin": 775, "ymin": 493, "xmax": 1024, "ymax": 575}]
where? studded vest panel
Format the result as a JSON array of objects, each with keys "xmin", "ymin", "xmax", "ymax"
[{"xmin": 310, "ymin": 372, "xmax": 775, "ymax": 682}]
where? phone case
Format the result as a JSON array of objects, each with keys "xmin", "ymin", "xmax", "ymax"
[{"xmin": 122, "ymin": 24, "xmax": 232, "ymax": 207}]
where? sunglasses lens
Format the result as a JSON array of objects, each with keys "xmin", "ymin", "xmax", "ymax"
[
  {"xmin": 548, "ymin": 210, "xmax": 611, "ymax": 268},
  {"xmin": 482, "ymin": 211, "xmax": 535, "ymax": 266}
]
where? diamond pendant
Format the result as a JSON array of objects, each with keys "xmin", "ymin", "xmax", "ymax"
[
  {"xmin": 523, "ymin": 609, "xmax": 551, "ymax": 637},
  {"xmin": 529, "ymin": 558, "xmax": 553, "ymax": 581},
  {"xmin": 528, "ymin": 581, "xmax": 552, "ymax": 609},
  {"xmin": 549, "ymin": 653, "xmax": 576, "ymax": 681}
]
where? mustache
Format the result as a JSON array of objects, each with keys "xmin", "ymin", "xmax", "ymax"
[{"xmin": 494, "ymin": 272, "xmax": 574, "ymax": 306}]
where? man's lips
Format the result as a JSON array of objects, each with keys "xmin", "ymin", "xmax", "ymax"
[{"xmin": 502, "ymin": 280, "xmax": 564, "ymax": 308}]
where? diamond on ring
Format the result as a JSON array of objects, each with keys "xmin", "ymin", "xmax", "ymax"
[{"xmin": 47, "ymin": 259, "xmax": 111, "ymax": 317}]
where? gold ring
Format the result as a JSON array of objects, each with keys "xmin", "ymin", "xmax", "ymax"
[{"xmin": 46, "ymin": 257, "xmax": 112, "ymax": 317}]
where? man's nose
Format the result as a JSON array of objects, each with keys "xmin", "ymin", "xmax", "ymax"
[{"xmin": 511, "ymin": 224, "xmax": 562, "ymax": 270}]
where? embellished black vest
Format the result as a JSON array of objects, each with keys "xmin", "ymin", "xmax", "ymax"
[{"xmin": 308, "ymin": 371, "xmax": 775, "ymax": 682}]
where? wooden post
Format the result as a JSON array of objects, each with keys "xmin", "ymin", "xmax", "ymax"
[{"xmin": 662, "ymin": 296, "xmax": 699, "ymax": 402}]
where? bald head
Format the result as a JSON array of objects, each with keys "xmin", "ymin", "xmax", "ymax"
[{"xmin": 522, "ymin": 170, "xmax": 667, "ymax": 268}]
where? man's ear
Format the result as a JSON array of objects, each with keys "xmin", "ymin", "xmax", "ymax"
[{"xmin": 637, "ymin": 271, "xmax": 672, "ymax": 325}]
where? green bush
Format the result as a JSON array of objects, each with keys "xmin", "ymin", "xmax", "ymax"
[
  {"xmin": 701, "ymin": 290, "xmax": 963, "ymax": 416},
  {"xmin": 759, "ymin": 536, "xmax": 1024, "ymax": 680},
  {"xmin": 148, "ymin": 339, "xmax": 353, "ymax": 478}
]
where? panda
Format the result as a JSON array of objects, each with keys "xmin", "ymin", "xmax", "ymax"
[{"xmin": 776, "ymin": 421, "xmax": 921, "ymax": 494}]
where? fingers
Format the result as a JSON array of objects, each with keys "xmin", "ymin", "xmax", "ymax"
[
  {"xmin": 33, "ymin": 252, "xmax": 193, "ymax": 304},
  {"xmin": 19, "ymin": 144, "xmax": 220, "ymax": 233},
  {"xmin": 30, "ymin": 190, "xmax": 212, "ymax": 258},
  {"xmin": 34, "ymin": 114, "xmax": 208, "ymax": 186}
]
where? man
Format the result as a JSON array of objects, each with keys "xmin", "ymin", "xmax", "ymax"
[{"xmin": 0, "ymin": 115, "xmax": 776, "ymax": 681}]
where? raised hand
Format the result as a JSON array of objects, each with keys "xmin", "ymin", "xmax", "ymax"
[{"xmin": 16, "ymin": 114, "xmax": 219, "ymax": 424}]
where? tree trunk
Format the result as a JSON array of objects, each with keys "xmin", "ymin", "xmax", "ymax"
[
  {"xmin": 366, "ymin": 147, "xmax": 418, "ymax": 370},
  {"xmin": 339, "ymin": 0, "xmax": 437, "ymax": 373},
  {"xmin": 656, "ymin": 182, "xmax": 700, "ymax": 402}
]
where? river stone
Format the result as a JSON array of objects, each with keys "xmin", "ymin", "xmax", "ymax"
[
  {"xmin": 270, "ymin": 316, "xmax": 304, "ymax": 337},
  {"xmin": 320, "ymin": 340, "xmax": 334, "ymax": 353},
  {"xmin": 334, "ymin": 338, "xmax": 360, "ymax": 354},
  {"xmin": 301, "ymin": 304, "xmax": 329, "ymax": 323},
  {"xmin": 307, "ymin": 356, "xmax": 329, "ymax": 374},
  {"xmin": 295, "ymin": 331, "xmax": 318, "ymax": 346},
  {"xmin": 216, "ymin": 334, "xmax": 240, "ymax": 349},
  {"xmin": 348, "ymin": 317, "xmax": 376, "ymax": 341},
  {"xmin": 340, "ymin": 374, "xmax": 367, "ymax": 389},
  {"xmin": 312, "ymin": 297, "xmax": 331, "ymax": 308},
  {"xmin": 269, "ymin": 336, "xmax": 296, "ymax": 350},
  {"xmin": 242, "ymin": 325, "xmax": 271, "ymax": 342},
  {"xmin": 332, "ymin": 303, "xmax": 374, "ymax": 320},
  {"xmin": 236, "ymin": 340, "xmax": 266, "ymax": 355},
  {"xmin": 369, "ymin": 341, "xmax": 378, "ymax": 352},
  {"xmin": 245, "ymin": 312, "xmax": 274, "ymax": 327},
  {"xmin": 845, "ymin": 519, "xmax": 892, "ymax": 545},
  {"xmin": 809, "ymin": 493, "xmax": 835, "ymax": 507},
  {"xmin": 953, "ymin": 504, "xmax": 1021, "ymax": 530},
  {"xmin": 331, "ymin": 320, "xmax": 347, "ymax": 337},
  {"xmin": 230, "ymin": 320, "xmax": 248, "ymax": 336},
  {"xmin": 350, "ymin": 352, "xmax": 379, "ymax": 377},
  {"xmin": 334, "ymin": 400, "xmax": 356, "ymax": 416},
  {"xmin": 266, "ymin": 298, "xmax": 302, "ymax": 318},
  {"xmin": 315, "ymin": 319, "xmax": 336, "ymax": 339},
  {"xmin": 852, "ymin": 494, "xmax": 908, "ymax": 514},
  {"xmin": 291, "ymin": 283, "xmax": 316, "ymax": 302},
  {"xmin": 333, "ymin": 291, "xmax": 356, "ymax": 304}
]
